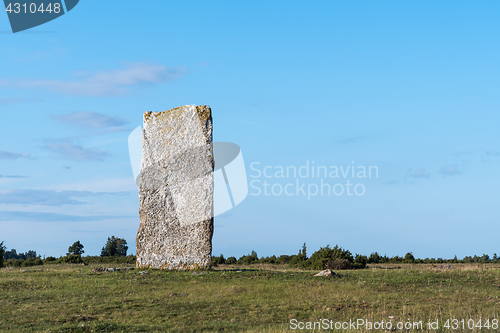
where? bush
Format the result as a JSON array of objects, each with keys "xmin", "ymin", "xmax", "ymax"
[
  {"xmin": 225, "ymin": 256, "xmax": 237, "ymax": 265},
  {"xmin": 276, "ymin": 255, "xmax": 292, "ymax": 264},
  {"xmin": 5, "ymin": 257, "xmax": 43, "ymax": 267},
  {"xmin": 260, "ymin": 255, "xmax": 277, "ymax": 264},
  {"xmin": 6, "ymin": 259, "xmax": 23, "ymax": 267},
  {"xmin": 43, "ymin": 256, "xmax": 57, "ymax": 264},
  {"xmin": 83, "ymin": 255, "xmax": 136, "ymax": 264},
  {"xmin": 368, "ymin": 252, "xmax": 381, "ymax": 263},
  {"xmin": 0, "ymin": 242, "xmax": 5, "ymax": 268},
  {"xmin": 55, "ymin": 254, "xmax": 83, "ymax": 264},
  {"xmin": 211, "ymin": 254, "xmax": 225, "ymax": 267},
  {"xmin": 289, "ymin": 243, "xmax": 308, "ymax": 268},
  {"xmin": 404, "ymin": 252, "xmax": 415, "ymax": 263},
  {"xmin": 20, "ymin": 257, "xmax": 43, "ymax": 267},
  {"xmin": 237, "ymin": 250, "xmax": 259, "ymax": 265},
  {"xmin": 306, "ymin": 245, "xmax": 353, "ymax": 270},
  {"xmin": 351, "ymin": 254, "xmax": 367, "ymax": 269},
  {"xmin": 326, "ymin": 259, "xmax": 351, "ymax": 270}
]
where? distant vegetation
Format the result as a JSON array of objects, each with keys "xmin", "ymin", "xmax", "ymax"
[
  {"xmin": 0, "ymin": 241, "xmax": 5, "ymax": 268},
  {"xmin": 1, "ymin": 240, "xmax": 498, "ymax": 269},
  {"xmin": 1, "ymin": 236, "xmax": 132, "ymax": 268},
  {"xmin": 210, "ymin": 243, "xmax": 499, "ymax": 269}
]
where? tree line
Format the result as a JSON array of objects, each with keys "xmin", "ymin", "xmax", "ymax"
[
  {"xmin": 0, "ymin": 236, "xmax": 132, "ymax": 268},
  {"xmin": 2, "ymin": 240, "xmax": 499, "ymax": 269},
  {"xmin": 211, "ymin": 243, "xmax": 500, "ymax": 269}
]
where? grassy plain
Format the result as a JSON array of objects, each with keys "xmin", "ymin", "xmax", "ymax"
[{"xmin": 1, "ymin": 263, "xmax": 499, "ymax": 332}]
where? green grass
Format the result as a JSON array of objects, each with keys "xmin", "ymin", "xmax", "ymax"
[{"xmin": 0, "ymin": 264, "xmax": 499, "ymax": 332}]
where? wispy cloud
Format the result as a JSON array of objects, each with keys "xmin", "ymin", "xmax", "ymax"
[
  {"xmin": 0, "ymin": 211, "xmax": 128, "ymax": 222},
  {"xmin": 44, "ymin": 138, "xmax": 109, "ymax": 161},
  {"xmin": 438, "ymin": 164, "xmax": 461, "ymax": 177},
  {"xmin": 0, "ymin": 175, "xmax": 29, "ymax": 179},
  {"xmin": 409, "ymin": 168, "xmax": 430, "ymax": 179},
  {"xmin": 0, "ymin": 97, "xmax": 41, "ymax": 106},
  {"xmin": 0, "ymin": 150, "xmax": 32, "ymax": 160},
  {"xmin": 0, "ymin": 62, "xmax": 187, "ymax": 97},
  {"xmin": 52, "ymin": 111, "xmax": 130, "ymax": 133},
  {"xmin": 384, "ymin": 167, "xmax": 430, "ymax": 185},
  {"xmin": 0, "ymin": 189, "xmax": 127, "ymax": 206},
  {"xmin": 338, "ymin": 136, "xmax": 365, "ymax": 144},
  {"xmin": 337, "ymin": 131, "xmax": 388, "ymax": 145}
]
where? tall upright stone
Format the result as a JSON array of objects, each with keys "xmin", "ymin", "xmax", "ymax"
[{"xmin": 136, "ymin": 105, "xmax": 214, "ymax": 270}]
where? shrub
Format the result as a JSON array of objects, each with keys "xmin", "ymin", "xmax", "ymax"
[
  {"xmin": 352, "ymin": 254, "xmax": 367, "ymax": 269},
  {"xmin": 225, "ymin": 256, "xmax": 237, "ymax": 265},
  {"xmin": 237, "ymin": 250, "xmax": 258, "ymax": 265},
  {"xmin": 211, "ymin": 254, "xmax": 225, "ymax": 267},
  {"xmin": 276, "ymin": 255, "xmax": 292, "ymax": 264},
  {"xmin": 20, "ymin": 257, "xmax": 43, "ymax": 267},
  {"xmin": 326, "ymin": 259, "xmax": 351, "ymax": 270},
  {"xmin": 289, "ymin": 243, "xmax": 308, "ymax": 268},
  {"xmin": 6, "ymin": 259, "xmax": 23, "ymax": 267},
  {"xmin": 304, "ymin": 246, "xmax": 334, "ymax": 270},
  {"xmin": 55, "ymin": 254, "xmax": 83, "ymax": 264},
  {"xmin": 404, "ymin": 252, "xmax": 415, "ymax": 263},
  {"xmin": 43, "ymin": 256, "xmax": 57, "ymax": 264},
  {"xmin": 0, "ymin": 242, "xmax": 5, "ymax": 268},
  {"xmin": 83, "ymin": 255, "xmax": 136, "ymax": 264},
  {"xmin": 260, "ymin": 255, "xmax": 277, "ymax": 264},
  {"xmin": 368, "ymin": 252, "xmax": 381, "ymax": 263},
  {"xmin": 306, "ymin": 245, "xmax": 354, "ymax": 270}
]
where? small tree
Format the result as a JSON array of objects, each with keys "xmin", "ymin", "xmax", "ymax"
[
  {"xmin": 68, "ymin": 241, "xmax": 85, "ymax": 256},
  {"xmin": 0, "ymin": 242, "xmax": 5, "ymax": 268},
  {"xmin": 101, "ymin": 236, "xmax": 128, "ymax": 257},
  {"xmin": 404, "ymin": 252, "xmax": 415, "ymax": 263}
]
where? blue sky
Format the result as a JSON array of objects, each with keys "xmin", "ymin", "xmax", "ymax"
[{"xmin": 1, "ymin": 1, "xmax": 500, "ymax": 259}]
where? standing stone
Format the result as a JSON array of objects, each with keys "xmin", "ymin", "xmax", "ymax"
[{"xmin": 136, "ymin": 105, "xmax": 214, "ymax": 270}]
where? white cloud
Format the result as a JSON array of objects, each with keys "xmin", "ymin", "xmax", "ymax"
[
  {"xmin": 0, "ymin": 150, "xmax": 32, "ymax": 160},
  {"xmin": 0, "ymin": 211, "xmax": 127, "ymax": 222},
  {"xmin": 0, "ymin": 97, "xmax": 26, "ymax": 106},
  {"xmin": 51, "ymin": 178, "xmax": 137, "ymax": 192},
  {"xmin": 0, "ymin": 189, "xmax": 127, "ymax": 206},
  {"xmin": 409, "ymin": 168, "xmax": 430, "ymax": 179},
  {"xmin": 0, "ymin": 62, "xmax": 187, "ymax": 97},
  {"xmin": 52, "ymin": 111, "xmax": 130, "ymax": 133},
  {"xmin": 44, "ymin": 138, "xmax": 109, "ymax": 161},
  {"xmin": 438, "ymin": 164, "xmax": 461, "ymax": 177},
  {"xmin": 0, "ymin": 175, "xmax": 28, "ymax": 179}
]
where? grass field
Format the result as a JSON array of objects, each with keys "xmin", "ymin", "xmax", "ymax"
[{"xmin": 1, "ymin": 263, "xmax": 499, "ymax": 332}]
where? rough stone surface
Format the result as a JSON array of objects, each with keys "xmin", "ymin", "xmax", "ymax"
[
  {"xmin": 136, "ymin": 105, "xmax": 214, "ymax": 270},
  {"xmin": 313, "ymin": 269, "xmax": 336, "ymax": 277}
]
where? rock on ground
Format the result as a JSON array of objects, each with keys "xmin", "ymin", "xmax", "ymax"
[{"xmin": 314, "ymin": 269, "xmax": 336, "ymax": 277}]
